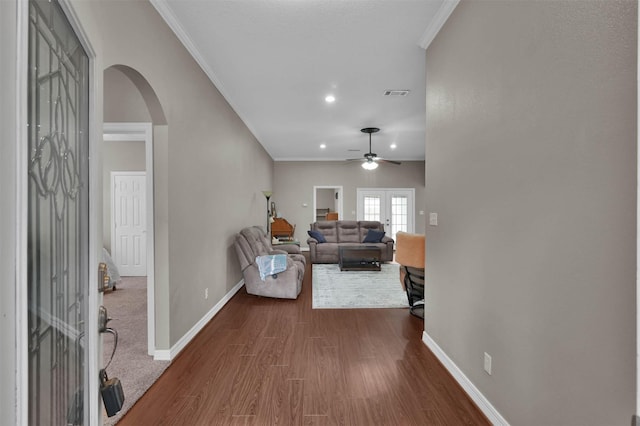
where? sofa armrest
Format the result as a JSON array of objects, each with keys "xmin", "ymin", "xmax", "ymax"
[
  {"xmin": 275, "ymin": 244, "xmax": 301, "ymax": 254},
  {"xmin": 381, "ymin": 236, "xmax": 394, "ymax": 244},
  {"xmin": 270, "ymin": 249, "xmax": 288, "ymax": 255},
  {"xmin": 307, "ymin": 238, "xmax": 318, "ymax": 263}
]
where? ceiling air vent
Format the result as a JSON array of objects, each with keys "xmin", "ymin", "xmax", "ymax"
[{"xmin": 383, "ymin": 89, "xmax": 410, "ymax": 96}]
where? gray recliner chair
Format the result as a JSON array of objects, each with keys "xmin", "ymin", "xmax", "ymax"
[{"xmin": 234, "ymin": 226, "xmax": 305, "ymax": 299}]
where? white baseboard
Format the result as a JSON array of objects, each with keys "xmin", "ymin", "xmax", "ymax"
[
  {"xmin": 154, "ymin": 279, "xmax": 245, "ymax": 361},
  {"xmin": 153, "ymin": 349, "xmax": 171, "ymax": 361},
  {"xmin": 422, "ymin": 331, "xmax": 510, "ymax": 426}
]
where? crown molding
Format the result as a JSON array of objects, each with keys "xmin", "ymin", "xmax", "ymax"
[
  {"xmin": 418, "ymin": 0, "xmax": 460, "ymax": 50},
  {"xmin": 149, "ymin": 0, "xmax": 270, "ymax": 156}
]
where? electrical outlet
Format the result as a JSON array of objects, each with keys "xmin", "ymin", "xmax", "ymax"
[
  {"xmin": 205, "ymin": 288, "xmax": 208, "ymax": 299},
  {"xmin": 484, "ymin": 352, "xmax": 492, "ymax": 375}
]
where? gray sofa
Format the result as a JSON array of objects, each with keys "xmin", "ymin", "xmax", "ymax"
[
  {"xmin": 234, "ymin": 226, "xmax": 305, "ymax": 299},
  {"xmin": 306, "ymin": 220, "xmax": 394, "ymax": 264}
]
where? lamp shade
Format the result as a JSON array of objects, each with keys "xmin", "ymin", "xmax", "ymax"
[{"xmin": 262, "ymin": 190, "xmax": 273, "ymax": 198}]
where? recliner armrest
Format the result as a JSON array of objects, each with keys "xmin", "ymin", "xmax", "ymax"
[{"xmin": 275, "ymin": 244, "xmax": 301, "ymax": 254}]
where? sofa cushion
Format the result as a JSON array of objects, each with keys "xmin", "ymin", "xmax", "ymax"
[
  {"xmin": 362, "ymin": 229, "xmax": 385, "ymax": 243},
  {"xmin": 336, "ymin": 221, "xmax": 360, "ymax": 243},
  {"xmin": 239, "ymin": 227, "xmax": 271, "ymax": 256},
  {"xmin": 358, "ymin": 221, "xmax": 385, "ymax": 241},
  {"xmin": 307, "ymin": 230, "xmax": 326, "ymax": 243},
  {"xmin": 312, "ymin": 221, "xmax": 338, "ymax": 243}
]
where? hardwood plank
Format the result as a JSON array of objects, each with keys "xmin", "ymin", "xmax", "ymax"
[{"xmin": 118, "ymin": 253, "xmax": 489, "ymax": 425}]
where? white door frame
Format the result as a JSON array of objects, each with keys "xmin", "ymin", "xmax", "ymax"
[
  {"xmin": 16, "ymin": 0, "xmax": 101, "ymax": 423},
  {"xmin": 103, "ymin": 122, "xmax": 156, "ymax": 356},
  {"xmin": 313, "ymin": 185, "xmax": 343, "ymax": 223},
  {"xmin": 636, "ymin": 2, "xmax": 639, "ymax": 418}
]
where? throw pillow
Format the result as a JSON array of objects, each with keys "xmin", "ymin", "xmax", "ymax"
[
  {"xmin": 307, "ymin": 230, "xmax": 326, "ymax": 243},
  {"xmin": 362, "ymin": 229, "xmax": 385, "ymax": 243}
]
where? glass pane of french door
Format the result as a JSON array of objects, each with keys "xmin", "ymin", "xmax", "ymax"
[
  {"xmin": 358, "ymin": 189, "xmax": 414, "ymax": 242},
  {"xmin": 363, "ymin": 195, "xmax": 382, "ymax": 221},
  {"xmin": 28, "ymin": 0, "xmax": 90, "ymax": 424},
  {"xmin": 390, "ymin": 195, "xmax": 409, "ymax": 240}
]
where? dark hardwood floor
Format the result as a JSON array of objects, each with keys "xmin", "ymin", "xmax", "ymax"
[{"xmin": 119, "ymin": 254, "xmax": 489, "ymax": 425}]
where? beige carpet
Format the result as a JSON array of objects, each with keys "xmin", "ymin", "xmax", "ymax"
[{"xmin": 102, "ymin": 277, "xmax": 170, "ymax": 425}]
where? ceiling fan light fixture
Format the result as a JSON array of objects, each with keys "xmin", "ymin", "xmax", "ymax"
[{"xmin": 362, "ymin": 160, "xmax": 378, "ymax": 170}]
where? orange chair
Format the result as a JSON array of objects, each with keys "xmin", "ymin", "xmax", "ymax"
[
  {"xmin": 395, "ymin": 231, "xmax": 425, "ymax": 318},
  {"xmin": 325, "ymin": 212, "xmax": 338, "ymax": 220}
]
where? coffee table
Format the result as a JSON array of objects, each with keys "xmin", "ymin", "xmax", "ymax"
[{"xmin": 338, "ymin": 246, "xmax": 381, "ymax": 271}]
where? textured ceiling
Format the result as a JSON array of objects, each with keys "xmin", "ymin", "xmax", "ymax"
[{"xmin": 152, "ymin": 0, "xmax": 458, "ymax": 162}]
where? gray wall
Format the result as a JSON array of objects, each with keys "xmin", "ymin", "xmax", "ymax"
[
  {"xmin": 104, "ymin": 66, "xmax": 152, "ymax": 123},
  {"xmin": 102, "ymin": 140, "xmax": 146, "ymax": 253},
  {"xmin": 274, "ymin": 161, "xmax": 425, "ymax": 246},
  {"xmin": 425, "ymin": 1, "xmax": 636, "ymax": 424},
  {"xmin": 71, "ymin": 0, "xmax": 274, "ymax": 347},
  {"xmin": 0, "ymin": 1, "xmax": 18, "ymax": 423}
]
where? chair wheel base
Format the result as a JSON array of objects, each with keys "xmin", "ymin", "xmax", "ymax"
[
  {"xmin": 409, "ymin": 300, "xmax": 424, "ymax": 319},
  {"xmin": 410, "ymin": 306, "xmax": 424, "ymax": 319}
]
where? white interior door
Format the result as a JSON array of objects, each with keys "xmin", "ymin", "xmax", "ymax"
[
  {"xmin": 357, "ymin": 188, "xmax": 415, "ymax": 242},
  {"xmin": 112, "ymin": 172, "xmax": 147, "ymax": 276}
]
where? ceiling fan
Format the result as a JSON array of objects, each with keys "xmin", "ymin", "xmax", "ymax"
[{"xmin": 348, "ymin": 127, "xmax": 401, "ymax": 170}]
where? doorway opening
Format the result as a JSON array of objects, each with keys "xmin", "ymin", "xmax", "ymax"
[
  {"xmin": 103, "ymin": 122, "xmax": 155, "ymax": 355},
  {"xmin": 313, "ymin": 186, "xmax": 344, "ymax": 222}
]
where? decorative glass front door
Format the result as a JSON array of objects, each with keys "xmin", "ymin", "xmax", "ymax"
[{"xmin": 27, "ymin": 0, "xmax": 90, "ymax": 424}]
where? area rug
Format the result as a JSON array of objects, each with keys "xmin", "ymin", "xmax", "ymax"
[
  {"xmin": 312, "ymin": 263, "xmax": 409, "ymax": 309},
  {"xmin": 103, "ymin": 277, "xmax": 170, "ymax": 425}
]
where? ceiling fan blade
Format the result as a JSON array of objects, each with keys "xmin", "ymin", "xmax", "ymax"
[
  {"xmin": 376, "ymin": 158, "xmax": 402, "ymax": 165},
  {"xmin": 345, "ymin": 158, "xmax": 366, "ymax": 162}
]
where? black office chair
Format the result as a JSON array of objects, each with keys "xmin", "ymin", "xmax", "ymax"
[
  {"xmin": 401, "ymin": 265, "xmax": 425, "ymax": 319},
  {"xmin": 395, "ymin": 232, "xmax": 426, "ymax": 319}
]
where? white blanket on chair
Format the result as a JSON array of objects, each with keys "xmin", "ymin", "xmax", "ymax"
[{"xmin": 256, "ymin": 254, "xmax": 287, "ymax": 280}]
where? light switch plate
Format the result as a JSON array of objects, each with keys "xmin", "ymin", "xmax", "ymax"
[
  {"xmin": 484, "ymin": 352, "xmax": 492, "ymax": 375},
  {"xmin": 429, "ymin": 212, "xmax": 438, "ymax": 226}
]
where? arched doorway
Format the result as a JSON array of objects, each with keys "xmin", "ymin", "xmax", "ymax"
[{"xmin": 101, "ymin": 64, "xmax": 168, "ymax": 423}]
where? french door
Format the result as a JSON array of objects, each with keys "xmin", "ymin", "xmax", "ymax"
[
  {"xmin": 27, "ymin": 0, "xmax": 91, "ymax": 424},
  {"xmin": 356, "ymin": 188, "xmax": 415, "ymax": 242}
]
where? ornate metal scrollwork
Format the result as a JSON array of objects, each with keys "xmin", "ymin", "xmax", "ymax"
[{"xmin": 28, "ymin": 94, "xmax": 81, "ymax": 221}]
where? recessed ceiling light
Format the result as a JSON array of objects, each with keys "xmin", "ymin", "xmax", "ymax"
[
  {"xmin": 390, "ymin": 143, "xmax": 397, "ymax": 149},
  {"xmin": 325, "ymin": 95, "xmax": 335, "ymax": 103},
  {"xmin": 320, "ymin": 143, "xmax": 326, "ymax": 149}
]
